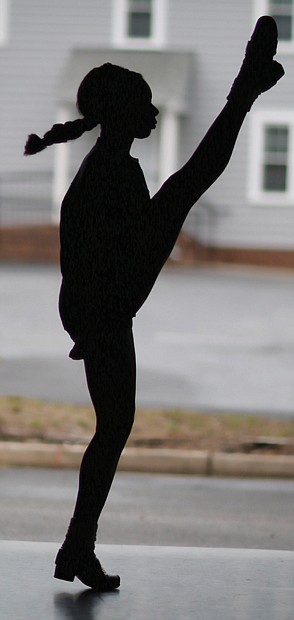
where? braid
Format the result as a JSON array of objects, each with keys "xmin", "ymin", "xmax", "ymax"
[{"xmin": 24, "ymin": 116, "xmax": 99, "ymax": 155}]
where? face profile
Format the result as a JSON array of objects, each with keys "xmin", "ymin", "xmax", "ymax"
[
  {"xmin": 100, "ymin": 74, "xmax": 159, "ymax": 140},
  {"xmin": 126, "ymin": 80, "xmax": 159, "ymax": 139}
]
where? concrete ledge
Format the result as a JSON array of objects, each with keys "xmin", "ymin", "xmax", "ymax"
[
  {"xmin": 2, "ymin": 224, "xmax": 294, "ymax": 268},
  {"xmin": 1, "ymin": 541, "xmax": 294, "ymax": 619},
  {"xmin": 1, "ymin": 441, "xmax": 294, "ymax": 478},
  {"xmin": 119, "ymin": 447, "xmax": 209, "ymax": 475},
  {"xmin": 0, "ymin": 441, "xmax": 83, "ymax": 469},
  {"xmin": 212, "ymin": 451, "xmax": 294, "ymax": 478}
]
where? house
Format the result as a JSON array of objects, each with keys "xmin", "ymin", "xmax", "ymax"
[{"xmin": 0, "ymin": 0, "xmax": 293, "ymax": 265}]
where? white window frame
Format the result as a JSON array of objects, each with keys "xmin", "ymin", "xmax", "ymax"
[
  {"xmin": 112, "ymin": 0, "xmax": 167, "ymax": 49},
  {"xmin": 0, "ymin": 0, "xmax": 9, "ymax": 45},
  {"xmin": 248, "ymin": 109, "xmax": 294, "ymax": 206},
  {"xmin": 254, "ymin": 0, "xmax": 294, "ymax": 53}
]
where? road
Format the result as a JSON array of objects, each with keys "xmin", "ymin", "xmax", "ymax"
[
  {"xmin": 0, "ymin": 468, "xmax": 293, "ymax": 550},
  {"xmin": 1, "ymin": 263, "xmax": 294, "ymax": 416}
]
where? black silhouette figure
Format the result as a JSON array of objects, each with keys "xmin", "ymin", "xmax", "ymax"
[{"xmin": 24, "ymin": 16, "xmax": 284, "ymax": 591}]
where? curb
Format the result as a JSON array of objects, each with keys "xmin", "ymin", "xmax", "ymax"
[{"xmin": 0, "ymin": 441, "xmax": 294, "ymax": 478}]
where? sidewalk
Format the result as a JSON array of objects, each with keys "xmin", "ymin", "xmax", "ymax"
[
  {"xmin": 1, "ymin": 441, "xmax": 294, "ymax": 478},
  {"xmin": 1, "ymin": 541, "xmax": 293, "ymax": 620}
]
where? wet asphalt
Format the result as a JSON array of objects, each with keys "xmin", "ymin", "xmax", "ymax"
[{"xmin": 1, "ymin": 467, "xmax": 294, "ymax": 550}]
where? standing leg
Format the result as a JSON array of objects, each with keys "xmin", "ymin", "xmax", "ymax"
[
  {"xmin": 74, "ymin": 326, "xmax": 136, "ymax": 522},
  {"xmin": 54, "ymin": 326, "xmax": 136, "ymax": 590}
]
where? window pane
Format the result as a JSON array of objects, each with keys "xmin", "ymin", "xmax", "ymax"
[
  {"xmin": 128, "ymin": 12, "xmax": 151, "ymax": 37},
  {"xmin": 265, "ymin": 126, "xmax": 289, "ymax": 153},
  {"xmin": 263, "ymin": 164, "xmax": 287, "ymax": 191},
  {"xmin": 263, "ymin": 126, "xmax": 289, "ymax": 192}
]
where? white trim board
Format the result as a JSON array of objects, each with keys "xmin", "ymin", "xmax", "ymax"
[{"xmin": 0, "ymin": 0, "xmax": 9, "ymax": 45}]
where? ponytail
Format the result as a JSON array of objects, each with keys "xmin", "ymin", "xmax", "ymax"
[{"xmin": 24, "ymin": 116, "xmax": 99, "ymax": 155}]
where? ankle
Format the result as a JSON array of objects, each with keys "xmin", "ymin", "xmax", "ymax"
[
  {"xmin": 227, "ymin": 63, "xmax": 260, "ymax": 111},
  {"xmin": 62, "ymin": 517, "xmax": 98, "ymax": 552}
]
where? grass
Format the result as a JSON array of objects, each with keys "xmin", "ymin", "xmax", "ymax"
[{"xmin": 0, "ymin": 396, "xmax": 293, "ymax": 454}]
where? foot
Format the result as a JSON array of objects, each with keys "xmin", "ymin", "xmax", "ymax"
[
  {"xmin": 227, "ymin": 16, "xmax": 284, "ymax": 108},
  {"xmin": 245, "ymin": 16, "xmax": 284, "ymax": 92},
  {"xmin": 54, "ymin": 547, "xmax": 120, "ymax": 591}
]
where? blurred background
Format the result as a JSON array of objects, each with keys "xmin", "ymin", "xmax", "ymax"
[{"xmin": 0, "ymin": 0, "xmax": 294, "ymax": 552}]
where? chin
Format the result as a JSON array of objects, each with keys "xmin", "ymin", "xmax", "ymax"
[{"xmin": 136, "ymin": 127, "xmax": 154, "ymax": 139}]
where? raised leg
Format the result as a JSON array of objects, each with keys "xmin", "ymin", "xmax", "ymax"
[{"xmin": 148, "ymin": 16, "xmax": 284, "ymax": 269}]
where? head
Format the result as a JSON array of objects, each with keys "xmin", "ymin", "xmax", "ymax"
[
  {"xmin": 24, "ymin": 63, "xmax": 159, "ymax": 155},
  {"xmin": 77, "ymin": 64, "xmax": 159, "ymax": 139}
]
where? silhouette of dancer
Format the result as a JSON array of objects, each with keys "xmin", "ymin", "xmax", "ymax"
[{"xmin": 24, "ymin": 16, "xmax": 284, "ymax": 591}]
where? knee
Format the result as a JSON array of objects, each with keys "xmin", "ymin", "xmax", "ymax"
[
  {"xmin": 128, "ymin": 404, "xmax": 136, "ymax": 434},
  {"xmin": 99, "ymin": 402, "xmax": 135, "ymax": 446},
  {"xmin": 118, "ymin": 403, "xmax": 136, "ymax": 444}
]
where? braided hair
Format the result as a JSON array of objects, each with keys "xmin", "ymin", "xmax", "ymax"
[{"xmin": 24, "ymin": 63, "xmax": 143, "ymax": 155}]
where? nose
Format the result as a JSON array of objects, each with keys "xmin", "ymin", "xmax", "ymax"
[{"xmin": 152, "ymin": 104, "xmax": 159, "ymax": 116}]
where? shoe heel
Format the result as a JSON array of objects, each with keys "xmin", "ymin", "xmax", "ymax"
[{"xmin": 54, "ymin": 564, "xmax": 75, "ymax": 582}]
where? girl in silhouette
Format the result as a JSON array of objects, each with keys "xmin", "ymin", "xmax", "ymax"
[{"xmin": 25, "ymin": 16, "xmax": 283, "ymax": 591}]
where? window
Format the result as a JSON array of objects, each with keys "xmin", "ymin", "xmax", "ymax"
[
  {"xmin": 0, "ymin": 0, "xmax": 9, "ymax": 45},
  {"xmin": 127, "ymin": 0, "xmax": 152, "ymax": 38},
  {"xmin": 112, "ymin": 0, "xmax": 167, "ymax": 48},
  {"xmin": 248, "ymin": 110, "xmax": 294, "ymax": 205},
  {"xmin": 263, "ymin": 125, "xmax": 289, "ymax": 191},
  {"xmin": 254, "ymin": 0, "xmax": 294, "ymax": 50}
]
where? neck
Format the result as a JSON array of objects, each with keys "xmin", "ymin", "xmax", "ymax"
[{"xmin": 99, "ymin": 127, "xmax": 134, "ymax": 155}]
